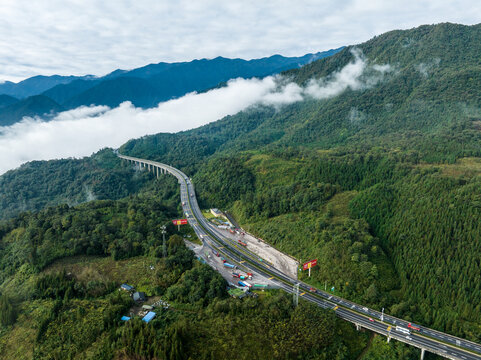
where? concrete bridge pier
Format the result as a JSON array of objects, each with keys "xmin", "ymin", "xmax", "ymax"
[
  {"xmin": 420, "ymin": 348, "xmax": 425, "ymax": 360},
  {"xmin": 386, "ymin": 336, "xmax": 390, "ymax": 343},
  {"xmin": 356, "ymin": 324, "xmax": 361, "ymax": 331},
  {"xmin": 156, "ymin": 167, "xmax": 159, "ymax": 178}
]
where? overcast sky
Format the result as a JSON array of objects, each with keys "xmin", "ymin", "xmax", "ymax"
[{"xmin": 1, "ymin": 0, "xmax": 481, "ymax": 82}]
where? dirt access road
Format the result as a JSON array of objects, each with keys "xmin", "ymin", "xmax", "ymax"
[{"xmin": 215, "ymin": 228, "xmax": 299, "ymax": 279}]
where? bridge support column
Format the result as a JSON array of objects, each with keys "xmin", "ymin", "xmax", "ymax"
[
  {"xmin": 420, "ymin": 348, "xmax": 425, "ymax": 360},
  {"xmin": 386, "ymin": 336, "xmax": 390, "ymax": 343},
  {"xmin": 156, "ymin": 167, "xmax": 159, "ymax": 178},
  {"xmin": 356, "ymin": 324, "xmax": 361, "ymax": 331}
]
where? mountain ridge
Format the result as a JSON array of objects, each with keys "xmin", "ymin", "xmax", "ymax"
[{"xmin": 0, "ymin": 49, "xmax": 342, "ymax": 126}]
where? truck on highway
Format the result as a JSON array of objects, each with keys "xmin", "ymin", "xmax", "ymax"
[
  {"xmin": 238, "ymin": 281, "xmax": 248, "ymax": 287},
  {"xmin": 232, "ymin": 273, "xmax": 240, "ymax": 278},
  {"xmin": 242, "ymin": 281, "xmax": 252, "ymax": 288},
  {"xmin": 395, "ymin": 326, "xmax": 411, "ymax": 335},
  {"xmin": 224, "ymin": 262, "xmax": 236, "ymax": 269},
  {"xmin": 238, "ymin": 240, "xmax": 247, "ymax": 246},
  {"xmin": 408, "ymin": 323, "xmax": 421, "ymax": 331},
  {"xmin": 253, "ymin": 284, "xmax": 267, "ymax": 289}
]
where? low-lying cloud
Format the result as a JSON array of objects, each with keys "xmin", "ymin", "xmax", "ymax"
[{"xmin": 0, "ymin": 50, "xmax": 391, "ymax": 175}]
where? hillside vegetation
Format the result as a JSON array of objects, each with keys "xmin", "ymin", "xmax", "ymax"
[
  {"xmin": 0, "ymin": 184, "xmax": 371, "ymax": 359},
  {"xmin": 1, "ymin": 22, "xmax": 481, "ymax": 358},
  {"xmin": 119, "ymin": 23, "xmax": 481, "ymax": 343},
  {"xmin": 0, "ymin": 149, "xmax": 153, "ymax": 221}
]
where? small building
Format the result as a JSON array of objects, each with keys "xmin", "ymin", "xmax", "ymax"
[
  {"xmin": 133, "ymin": 291, "xmax": 147, "ymax": 302},
  {"xmin": 142, "ymin": 305, "xmax": 154, "ymax": 311},
  {"xmin": 120, "ymin": 284, "xmax": 134, "ymax": 292},
  {"xmin": 210, "ymin": 208, "xmax": 223, "ymax": 217},
  {"xmin": 142, "ymin": 311, "xmax": 156, "ymax": 323},
  {"xmin": 121, "ymin": 316, "xmax": 131, "ymax": 321}
]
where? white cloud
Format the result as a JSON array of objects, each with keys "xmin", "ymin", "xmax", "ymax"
[
  {"xmin": 0, "ymin": 50, "xmax": 391, "ymax": 175},
  {"xmin": 0, "ymin": 0, "xmax": 480, "ymax": 82}
]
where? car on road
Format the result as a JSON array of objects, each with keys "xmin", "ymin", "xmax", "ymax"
[
  {"xmin": 309, "ymin": 287, "xmax": 316, "ymax": 292},
  {"xmin": 368, "ymin": 318, "xmax": 374, "ymax": 322}
]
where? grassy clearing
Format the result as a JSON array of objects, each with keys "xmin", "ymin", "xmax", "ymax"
[
  {"xmin": 202, "ymin": 209, "xmax": 217, "ymax": 220},
  {"xmin": 245, "ymin": 153, "xmax": 303, "ymax": 187},
  {"xmin": 415, "ymin": 157, "xmax": 481, "ymax": 178},
  {"xmin": 0, "ymin": 299, "xmax": 53, "ymax": 360},
  {"xmin": 323, "ymin": 190, "xmax": 358, "ymax": 223},
  {"xmin": 44, "ymin": 256, "xmax": 159, "ymax": 292}
]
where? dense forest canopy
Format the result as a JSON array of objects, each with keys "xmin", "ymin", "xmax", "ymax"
[{"xmin": 1, "ymin": 22, "xmax": 481, "ymax": 359}]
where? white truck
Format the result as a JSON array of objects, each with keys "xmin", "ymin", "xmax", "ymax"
[{"xmin": 395, "ymin": 326, "xmax": 411, "ymax": 335}]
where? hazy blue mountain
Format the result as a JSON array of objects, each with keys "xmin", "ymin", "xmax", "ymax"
[
  {"xmin": 104, "ymin": 52, "xmax": 339, "ymax": 80},
  {"xmin": 0, "ymin": 75, "xmax": 95, "ymax": 99},
  {"xmin": 63, "ymin": 77, "xmax": 160, "ymax": 109},
  {"xmin": 0, "ymin": 95, "xmax": 63, "ymax": 127},
  {"xmin": 62, "ymin": 50, "xmax": 342, "ymax": 109},
  {"xmin": 0, "ymin": 94, "xmax": 18, "ymax": 109},
  {"xmin": 42, "ymin": 78, "xmax": 102, "ymax": 104},
  {"xmin": 0, "ymin": 49, "xmax": 342, "ymax": 125}
]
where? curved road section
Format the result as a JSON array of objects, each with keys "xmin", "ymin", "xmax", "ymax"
[{"xmin": 119, "ymin": 154, "xmax": 481, "ymax": 360}]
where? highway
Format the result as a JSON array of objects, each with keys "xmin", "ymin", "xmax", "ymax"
[{"xmin": 119, "ymin": 154, "xmax": 481, "ymax": 360}]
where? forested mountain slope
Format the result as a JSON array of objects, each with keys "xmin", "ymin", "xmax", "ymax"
[
  {"xmin": 119, "ymin": 22, "xmax": 481, "ymax": 342},
  {"xmin": 0, "ymin": 150, "xmax": 151, "ymax": 220},
  {"xmin": 1, "ymin": 22, "xmax": 481, "ymax": 358},
  {"xmin": 122, "ymin": 22, "xmax": 481, "ymax": 164}
]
